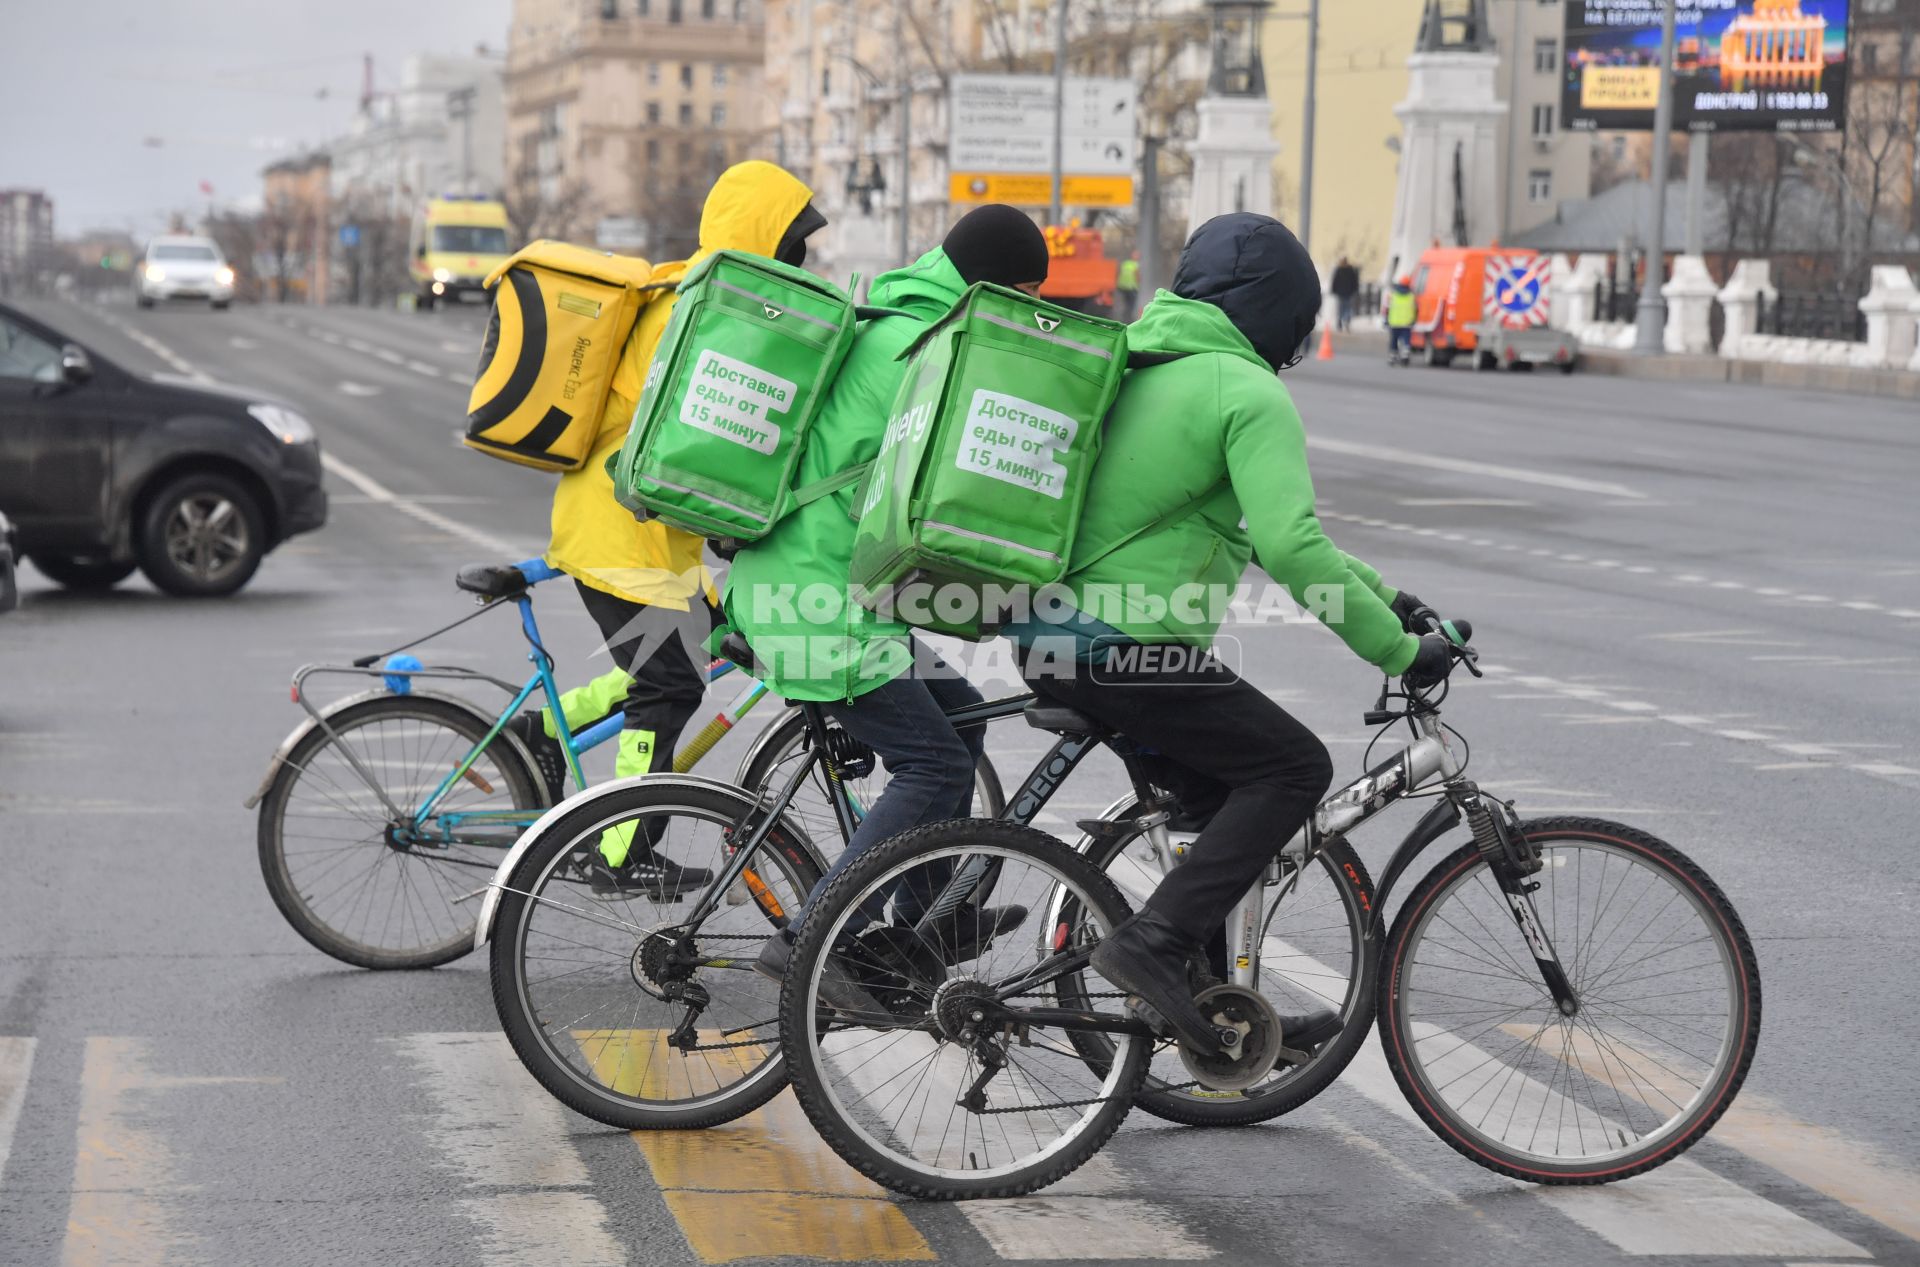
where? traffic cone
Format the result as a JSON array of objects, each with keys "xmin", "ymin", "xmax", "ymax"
[{"xmin": 1316, "ymin": 325, "xmax": 1335, "ymax": 361}]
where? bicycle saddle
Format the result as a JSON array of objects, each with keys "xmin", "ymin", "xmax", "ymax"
[
  {"xmin": 455, "ymin": 563, "xmax": 530, "ymax": 600},
  {"xmin": 1022, "ymin": 702, "xmax": 1111, "ymax": 738}
]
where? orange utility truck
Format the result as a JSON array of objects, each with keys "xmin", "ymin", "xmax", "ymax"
[{"xmin": 1405, "ymin": 245, "xmax": 1577, "ymax": 373}]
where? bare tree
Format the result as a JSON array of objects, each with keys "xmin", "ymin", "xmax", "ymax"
[
  {"xmin": 204, "ymin": 210, "xmax": 262, "ymax": 301},
  {"xmin": 501, "ymin": 172, "xmax": 591, "ymax": 247},
  {"xmin": 255, "ymin": 193, "xmax": 309, "ymax": 302}
]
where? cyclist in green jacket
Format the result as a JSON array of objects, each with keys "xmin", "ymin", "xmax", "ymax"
[
  {"xmin": 727, "ymin": 205, "xmax": 1051, "ymax": 995},
  {"xmin": 1012, "ymin": 212, "xmax": 1456, "ymax": 1054}
]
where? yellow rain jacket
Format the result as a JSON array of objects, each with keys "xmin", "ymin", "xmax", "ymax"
[{"xmin": 545, "ymin": 161, "xmax": 817, "ymax": 607}]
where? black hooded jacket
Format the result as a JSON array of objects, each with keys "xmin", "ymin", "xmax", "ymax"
[{"xmin": 1170, "ymin": 213, "xmax": 1322, "ymax": 371}]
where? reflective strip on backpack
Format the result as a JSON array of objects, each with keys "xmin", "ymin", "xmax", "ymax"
[
  {"xmin": 639, "ymin": 475, "xmax": 772, "ymax": 528},
  {"xmin": 712, "ymin": 280, "xmax": 841, "ymax": 331},
  {"xmin": 976, "ymin": 312, "xmax": 1115, "ymax": 360},
  {"xmin": 921, "ymin": 520, "xmax": 1064, "ymax": 564}
]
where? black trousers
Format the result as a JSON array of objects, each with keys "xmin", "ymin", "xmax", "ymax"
[
  {"xmin": 573, "ymin": 579, "xmax": 714, "ymax": 778},
  {"xmin": 1026, "ymin": 653, "xmax": 1335, "ymax": 941}
]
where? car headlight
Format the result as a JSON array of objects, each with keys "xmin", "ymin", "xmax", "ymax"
[
  {"xmin": 215, "ymin": 266, "xmax": 235, "ymax": 285},
  {"xmin": 145, "ymin": 264, "xmax": 166, "ymax": 281},
  {"xmin": 432, "ymin": 267, "xmax": 452, "ymax": 283},
  {"xmin": 248, "ymin": 403, "xmax": 315, "ymax": 445}
]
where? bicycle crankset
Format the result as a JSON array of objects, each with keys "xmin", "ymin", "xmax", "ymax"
[{"xmin": 1177, "ymin": 984, "xmax": 1284, "ymax": 1092}]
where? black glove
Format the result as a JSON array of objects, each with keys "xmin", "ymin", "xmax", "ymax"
[
  {"xmin": 1389, "ymin": 589, "xmax": 1432, "ymax": 634},
  {"xmin": 1403, "ymin": 633, "xmax": 1455, "ymax": 690}
]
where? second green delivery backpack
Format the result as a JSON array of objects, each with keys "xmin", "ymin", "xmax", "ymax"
[
  {"xmin": 610, "ymin": 250, "xmax": 858, "ymax": 543},
  {"xmin": 849, "ymin": 284, "xmax": 1128, "ymax": 638}
]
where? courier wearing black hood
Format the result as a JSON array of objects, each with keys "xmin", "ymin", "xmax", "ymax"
[{"xmin": 1019, "ymin": 212, "xmax": 1458, "ymax": 1058}]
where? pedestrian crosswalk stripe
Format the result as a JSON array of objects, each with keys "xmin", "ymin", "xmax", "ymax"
[
  {"xmin": 395, "ymin": 1033, "xmax": 624, "ymax": 1267},
  {"xmin": 0, "ymin": 1037, "xmax": 34, "ymax": 1189},
  {"xmin": 594, "ymin": 1028, "xmax": 934, "ymax": 1262}
]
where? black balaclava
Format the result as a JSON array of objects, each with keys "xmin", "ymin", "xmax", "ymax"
[
  {"xmin": 941, "ymin": 204, "xmax": 1050, "ymax": 288},
  {"xmin": 1171, "ymin": 212, "xmax": 1322, "ymax": 371},
  {"xmin": 774, "ymin": 202, "xmax": 828, "ymax": 268}
]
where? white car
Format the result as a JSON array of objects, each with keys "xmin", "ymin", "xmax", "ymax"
[{"xmin": 134, "ymin": 235, "xmax": 235, "ymax": 309}]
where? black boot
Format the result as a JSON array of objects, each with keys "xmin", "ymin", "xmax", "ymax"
[{"xmin": 1091, "ymin": 909, "xmax": 1228, "ymax": 1055}]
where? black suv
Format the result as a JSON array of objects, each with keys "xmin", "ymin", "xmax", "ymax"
[{"xmin": 0, "ymin": 302, "xmax": 327, "ymax": 596}]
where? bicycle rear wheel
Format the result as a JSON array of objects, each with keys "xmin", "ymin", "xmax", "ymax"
[
  {"xmin": 257, "ymin": 696, "xmax": 542, "ymax": 969},
  {"xmin": 780, "ymin": 820, "xmax": 1150, "ymax": 1200},
  {"xmin": 490, "ymin": 780, "xmax": 822, "ymax": 1130},
  {"xmin": 1380, "ymin": 817, "xmax": 1760, "ymax": 1183}
]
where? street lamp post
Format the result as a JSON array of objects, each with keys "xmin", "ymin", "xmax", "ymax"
[{"xmin": 1632, "ymin": 0, "xmax": 1679, "ymax": 355}]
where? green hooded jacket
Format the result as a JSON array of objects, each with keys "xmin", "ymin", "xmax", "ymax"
[
  {"xmin": 1024, "ymin": 290, "xmax": 1420, "ymax": 675},
  {"xmin": 719, "ymin": 247, "xmax": 969, "ymax": 701}
]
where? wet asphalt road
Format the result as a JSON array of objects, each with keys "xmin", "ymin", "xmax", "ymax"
[{"xmin": 2, "ymin": 293, "xmax": 1917, "ymax": 1266}]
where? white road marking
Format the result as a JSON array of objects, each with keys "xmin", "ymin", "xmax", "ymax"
[
  {"xmin": 1306, "ymin": 436, "xmax": 1647, "ymax": 500},
  {"xmin": 337, "ymin": 381, "xmax": 381, "ymax": 397},
  {"xmin": 442, "ymin": 339, "xmax": 470, "ymax": 353},
  {"xmin": 0, "ymin": 1037, "xmax": 33, "ymax": 1187},
  {"xmin": 1396, "ymin": 497, "xmax": 1535, "ymax": 508},
  {"xmin": 91, "ymin": 311, "xmax": 209, "ymax": 381},
  {"xmin": 406, "ymin": 359, "xmax": 443, "ymax": 377},
  {"xmin": 227, "ymin": 336, "xmax": 258, "ymax": 350},
  {"xmin": 319, "ymin": 452, "xmax": 525, "ymax": 556},
  {"xmin": 394, "ymin": 1033, "xmax": 623, "ymax": 1267},
  {"xmin": 374, "ymin": 348, "xmax": 405, "ymax": 365}
]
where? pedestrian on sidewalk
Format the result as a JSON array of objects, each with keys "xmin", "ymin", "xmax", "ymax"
[
  {"xmin": 1386, "ymin": 274, "xmax": 1416, "ymax": 367},
  {"xmin": 1330, "ymin": 256, "xmax": 1359, "ymax": 332}
]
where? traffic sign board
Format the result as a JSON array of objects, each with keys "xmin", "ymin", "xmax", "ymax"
[{"xmin": 949, "ymin": 73, "xmax": 1136, "ymax": 209}]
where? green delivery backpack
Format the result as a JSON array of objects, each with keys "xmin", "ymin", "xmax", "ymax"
[
  {"xmin": 610, "ymin": 251, "xmax": 858, "ymax": 542},
  {"xmin": 849, "ymin": 284, "xmax": 1128, "ymax": 638}
]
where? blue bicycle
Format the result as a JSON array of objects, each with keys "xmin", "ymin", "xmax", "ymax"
[
  {"xmin": 250, "ymin": 559, "xmax": 771, "ymax": 969},
  {"xmin": 252, "ymin": 558, "xmax": 1002, "ymax": 969}
]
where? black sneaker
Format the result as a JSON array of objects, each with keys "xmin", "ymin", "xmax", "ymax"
[
  {"xmin": 582, "ymin": 853, "xmax": 714, "ymax": 901},
  {"xmin": 507, "ymin": 711, "xmax": 567, "ymax": 802},
  {"xmin": 1090, "ymin": 909, "xmax": 1227, "ymax": 1054},
  {"xmin": 1276, "ymin": 1008, "xmax": 1342, "ymax": 1052}
]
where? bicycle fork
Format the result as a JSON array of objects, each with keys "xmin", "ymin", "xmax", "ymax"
[{"xmin": 1463, "ymin": 790, "xmax": 1579, "ymax": 1017}]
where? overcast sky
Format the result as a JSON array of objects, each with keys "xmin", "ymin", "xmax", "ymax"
[{"xmin": 1, "ymin": 0, "xmax": 512, "ymax": 238}]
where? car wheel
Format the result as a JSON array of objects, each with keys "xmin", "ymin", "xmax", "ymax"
[
  {"xmin": 1476, "ymin": 350, "xmax": 1498, "ymax": 371},
  {"xmin": 136, "ymin": 472, "xmax": 266, "ymax": 597},
  {"xmin": 211, "ymin": 300, "xmax": 231, "ymax": 311},
  {"xmin": 136, "ymin": 296, "xmax": 155, "ymax": 309},
  {"xmin": 27, "ymin": 554, "xmax": 138, "ymax": 591}
]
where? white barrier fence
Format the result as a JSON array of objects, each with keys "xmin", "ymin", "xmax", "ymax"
[{"xmin": 1548, "ymin": 252, "xmax": 1920, "ymax": 373}]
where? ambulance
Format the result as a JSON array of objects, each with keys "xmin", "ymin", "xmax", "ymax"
[
  {"xmin": 409, "ymin": 196, "xmax": 513, "ymax": 309},
  {"xmin": 1405, "ymin": 245, "xmax": 1577, "ymax": 373}
]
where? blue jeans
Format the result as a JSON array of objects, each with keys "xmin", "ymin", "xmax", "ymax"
[
  {"xmin": 797, "ymin": 644, "xmax": 986, "ymax": 934},
  {"xmin": 1388, "ymin": 326, "xmax": 1411, "ymax": 357}
]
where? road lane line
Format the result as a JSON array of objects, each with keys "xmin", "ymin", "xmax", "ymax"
[
  {"xmin": 586, "ymin": 1029, "xmax": 933, "ymax": 1262},
  {"xmin": 319, "ymin": 453, "xmax": 523, "ymax": 556},
  {"xmin": 1306, "ymin": 436, "xmax": 1647, "ymax": 500},
  {"xmin": 61, "ymin": 1037, "xmax": 276, "ymax": 1267},
  {"xmin": 0, "ymin": 1037, "xmax": 33, "ymax": 1187},
  {"xmin": 395, "ymin": 1033, "xmax": 623, "ymax": 1267},
  {"xmin": 88, "ymin": 311, "xmax": 209, "ymax": 382},
  {"xmin": 337, "ymin": 381, "xmax": 381, "ymax": 397}
]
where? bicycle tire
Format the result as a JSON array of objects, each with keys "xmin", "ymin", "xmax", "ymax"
[
  {"xmin": 780, "ymin": 820, "xmax": 1151, "ymax": 1199},
  {"xmin": 1378, "ymin": 817, "xmax": 1761, "ymax": 1184},
  {"xmin": 737, "ymin": 707, "xmax": 1007, "ymax": 849},
  {"xmin": 1077, "ymin": 814, "xmax": 1379, "ymax": 1127},
  {"xmin": 257, "ymin": 695, "xmax": 542, "ymax": 969},
  {"xmin": 490, "ymin": 780, "xmax": 823, "ymax": 1130}
]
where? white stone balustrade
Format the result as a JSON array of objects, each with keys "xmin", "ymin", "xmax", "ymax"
[
  {"xmin": 1715, "ymin": 259, "xmax": 1778, "ymax": 360},
  {"xmin": 1662, "ymin": 255, "xmax": 1719, "ymax": 355},
  {"xmin": 1857, "ymin": 266, "xmax": 1919, "ymax": 370}
]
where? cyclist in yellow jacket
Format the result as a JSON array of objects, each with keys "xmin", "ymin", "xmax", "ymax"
[{"xmin": 509, "ymin": 160, "xmax": 826, "ymax": 898}]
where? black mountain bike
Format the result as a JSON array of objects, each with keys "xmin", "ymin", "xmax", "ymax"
[{"xmin": 775, "ymin": 621, "xmax": 1761, "ymax": 1198}]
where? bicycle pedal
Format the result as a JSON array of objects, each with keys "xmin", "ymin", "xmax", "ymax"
[{"xmin": 1123, "ymin": 994, "xmax": 1174, "ymax": 1039}]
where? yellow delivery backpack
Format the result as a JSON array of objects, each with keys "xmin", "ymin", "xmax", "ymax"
[{"xmin": 464, "ymin": 241, "xmax": 661, "ymax": 471}]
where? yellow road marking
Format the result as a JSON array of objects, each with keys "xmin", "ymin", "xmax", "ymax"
[
  {"xmin": 577, "ymin": 1030, "xmax": 933, "ymax": 1263},
  {"xmin": 62, "ymin": 1037, "xmax": 277, "ymax": 1267},
  {"xmin": 1510, "ymin": 1021, "xmax": 1920, "ymax": 1243}
]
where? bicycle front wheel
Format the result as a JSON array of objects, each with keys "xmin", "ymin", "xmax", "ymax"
[
  {"xmin": 780, "ymin": 820, "xmax": 1150, "ymax": 1200},
  {"xmin": 490, "ymin": 780, "xmax": 822, "ymax": 1130},
  {"xmin": 257, "ymin": 696, "xmax": 543, "ymax": 969},
  {"xmin": 1380, "ymin": 817, "xmax": 1760, "ymax": 1184}
]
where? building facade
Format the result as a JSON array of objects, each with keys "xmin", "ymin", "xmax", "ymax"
[
  {"xmin": 0, "ymin": 189, "xmax": 55, "ymax": 293},
  {"xmin": 330, "ymin": 54, "xmax": 508, "ymax": 214},
  {"xmin": 260, "ymin": 153, "xmax": 334, "ymax": 302},
  {"xmin": 505, "ymin": 0, "xmax": 768, "ymax": 257}
]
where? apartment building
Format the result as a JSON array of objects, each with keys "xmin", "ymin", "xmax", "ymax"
[
  {"xmin": 506, "ymin": 0, "xmax": 767, "ymax": 255},
  {"xmin": 0, "ymin": 189, "xmax": 55, "ymax": 290},
  {"xmin": 331, "ymin": 54, "xmax": 507, "ymax": 213},
  {"xmin": 1494, "ymin": 0, "xmax": 1592, "ymax": 240}
]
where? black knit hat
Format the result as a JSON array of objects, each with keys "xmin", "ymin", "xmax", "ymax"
[{"xmin": 941, "ymin": 204, "xmax": 1050, "ymax": 288}]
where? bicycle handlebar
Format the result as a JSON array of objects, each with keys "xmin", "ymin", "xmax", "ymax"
[{"xmin": 514, "ymin": 558, "xmax": 563, "ymax": 585}]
